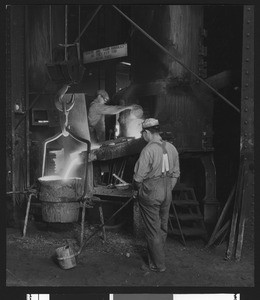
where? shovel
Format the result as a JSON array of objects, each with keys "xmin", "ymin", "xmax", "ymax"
[{"xmin": 55, "ymin": 194, "xmax": 136, "ymax": 269}]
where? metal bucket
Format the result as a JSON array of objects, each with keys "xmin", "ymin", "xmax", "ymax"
[
  {"xmin": 38, "ymin": 176, "xmax": 82, "ymax": 223},
  {"xmin": 55, "ymin": 245, "xmax": 77, "ymax": 269}
]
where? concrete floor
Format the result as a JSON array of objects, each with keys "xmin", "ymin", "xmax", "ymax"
[{"xmin": 6, "ymin": 222, "xmax": 254, "ymax": 287}]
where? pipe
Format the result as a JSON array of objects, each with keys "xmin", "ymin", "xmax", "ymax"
[
  {"xmin": 23, "ymin": 193, "xmax": 33, "ymax": 237},
  {"xmin": 112, "ymin": 5, "xmax": 240, "ymax": 114}
]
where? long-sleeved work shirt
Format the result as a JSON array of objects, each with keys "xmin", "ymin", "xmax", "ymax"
[
  {"xmin": 134, "ymin": 136, "xmax": 180, "ymax": 185},
  {"xmin": 88, "ymin": 98, "xmax": 131, "ymax": 143}
]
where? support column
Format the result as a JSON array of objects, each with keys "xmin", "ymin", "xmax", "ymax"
[
  {"xmin": 7, "ymin": 6, "xmax": 28, "ymax": 225},
  {"xmin": 104, "ymin": 6, "xmax": 117, "ymax": 140},
  {"xmin": 201, "ymin": 153, "xmax": 219, "ymax": 224},
  {"xmin": 239, "ymin": 5, "xmax": 254, "ymax": 241}
]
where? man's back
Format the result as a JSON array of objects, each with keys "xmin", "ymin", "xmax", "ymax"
[{"xmin": 134, "ymin": 138, "xmax": 180, "ymax": 182}]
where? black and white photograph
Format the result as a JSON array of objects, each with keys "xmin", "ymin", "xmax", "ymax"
[{"xmin": 5, "ymin": 4, "xmax": 254, "ymax": 288}]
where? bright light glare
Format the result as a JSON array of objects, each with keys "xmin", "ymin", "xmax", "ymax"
[
  {"xmin": 120, "ymin": 61, "xmax": 131, "ymax": 66},
  {"xmin": 126, "ymin": 118, "xmax": 143, "ymax": 138},
  {"xmin": 115, "ymin": 124, "xmax": 120, "ymax": 137}
]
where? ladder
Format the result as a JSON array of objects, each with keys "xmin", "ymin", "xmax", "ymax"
[{"xmin": 169, "ymin": 183, "xmax": 208, "ymax": 245}]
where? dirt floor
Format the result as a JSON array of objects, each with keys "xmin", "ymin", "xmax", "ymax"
[{"xmin": 6, "ymin": 221, "xmax": 254, "ymax": 287}]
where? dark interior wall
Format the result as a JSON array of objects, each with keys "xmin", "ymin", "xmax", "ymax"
[
  {"xmin": 28, "ymin": 5, "xmax": 50, "ymax": 91},
  {"xmin": 131, "ymin": 5, "xmax": 167, "ymax": 82},
  {"xmin": 204, "ymin": 5, "xmax": 243, "ymax": 203},
  {"xmin": 204, "ymin": 5, "xmax": 243, "ymax": 78}
]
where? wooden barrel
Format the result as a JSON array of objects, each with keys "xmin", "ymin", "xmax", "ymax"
[
  {"xmin": 41, "ymin": 202, "xmax": 80, "ymax": 223},
  {"xmin": 38, "ymin": 176, "xmax": 82, "ymax": 223}
]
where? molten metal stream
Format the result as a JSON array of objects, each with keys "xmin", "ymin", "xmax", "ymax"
[{"xmin": 63, "ymin": 157, "xmax": 81, "ymax": 179}]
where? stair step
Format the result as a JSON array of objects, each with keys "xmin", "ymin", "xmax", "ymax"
[
  {"xmin": 170, "ymin": 227, "xmax": 207, "ymax": 236},
  {"xmin": 169, "ymin": 213, "xmax": 203, "ymax": 221},
  {"xmin": 173, "ymin": 200, "xmax": 199, "ymax": 206}
]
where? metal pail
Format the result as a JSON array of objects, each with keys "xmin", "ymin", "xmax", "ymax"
[{"xmin": 55, "ymin": 245, "xmax": 77, "ymax": 269}]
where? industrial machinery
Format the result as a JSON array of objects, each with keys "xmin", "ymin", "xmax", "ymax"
[{"xmin": 6, "ymin": 5, "xmax": 254, "ymax": 255}]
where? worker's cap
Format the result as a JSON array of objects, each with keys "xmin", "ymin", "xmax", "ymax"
[
  {"xmin": 142, "ymin": 118, "xmax": 159, "ymax": 129},
  {"xmin": 97, "ymin": 89, "xmax": 109, "ymax": 101}
]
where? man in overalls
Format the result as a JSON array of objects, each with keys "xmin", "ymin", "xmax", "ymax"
[{"xmin": 133, "ymin": 118, "xmax": 180, "ymax": 272}]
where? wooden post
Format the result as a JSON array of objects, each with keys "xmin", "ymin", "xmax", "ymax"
[
  {"xmin": 80, "ymin": 200, "xmax": 86, "ymax": 246},
  {"xmin": 23, "ymin": 193, "xmax": 32, "ymax": 237},
  {"xmin": 99, "ymin": 205, "xmax": 106, "ymax": 241}
]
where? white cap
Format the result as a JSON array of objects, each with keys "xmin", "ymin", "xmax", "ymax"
[
  {"xmin": 142, "ymin": 118, "xmax": 159, "ymax": 129},
  {"xmin": 96, "ymin": 89, "xmax": 109, "ymax": 100}
]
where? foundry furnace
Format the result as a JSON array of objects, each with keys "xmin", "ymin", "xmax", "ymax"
[{"xmin": 6, "ymin": 5, "xmax": 254, "ymax": 257}]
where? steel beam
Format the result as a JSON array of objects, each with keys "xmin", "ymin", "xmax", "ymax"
[{"xmin": 240, "ymin": 5, "xmax": 254, "ymax": 206}]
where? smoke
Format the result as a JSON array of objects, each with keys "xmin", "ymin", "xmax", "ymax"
[
  {"xmin": 125, "ymin": 117, "xmax": 143, "ymax": 138},
  {"xmin": 118, "ymin": 104, "xmax": 144, "ymax": 138}
]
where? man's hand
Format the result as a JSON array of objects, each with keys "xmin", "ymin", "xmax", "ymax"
[
  {"xmin": 132, "ymin": 190, "xmax": 138, "ymax": 198},
  {"xmin": 133, "ymin": 180, "xmax": 141, "ymax": 191}
]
